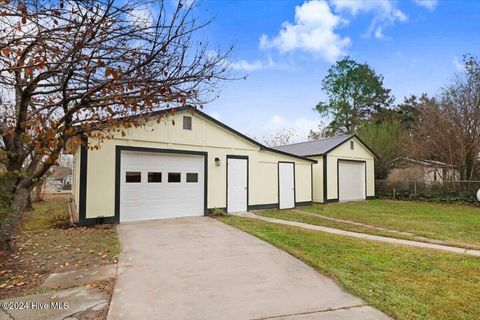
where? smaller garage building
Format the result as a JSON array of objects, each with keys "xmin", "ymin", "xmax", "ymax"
[
  {"xmin": 274, "ymin": 135, "xmax": 377, "ymax": 203},
  {"xmin": 71, "ymin": 107, "xmax": 317, "ymax": 225}
]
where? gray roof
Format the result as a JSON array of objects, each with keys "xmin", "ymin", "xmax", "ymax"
[{"xmin": 273, "ymin": 134, "xmax": 354, "ymax": 157}]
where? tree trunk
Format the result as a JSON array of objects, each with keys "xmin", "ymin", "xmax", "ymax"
[
  {"xmin": 1, "ymin": 154, "xmax": 52, "ymax": 251},
  {"xmin": 0, "ymin": 186, "xmax": 30, "ymax": 251},
  {"xmin": 35, "ymin": 181, "xmax": 46, "ymax": 202},
  {"xmin": 12, "ymin": 187, "xmax": 30, "ymax": 212},
  {"xmin": 26, "ymin": 194, "xmax": 33, "ymax": 211}
]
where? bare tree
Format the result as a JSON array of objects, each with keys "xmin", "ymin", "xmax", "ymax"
[
  {"xmin": 414, "ymin": 55, "xmax": 480, "ymax": 181},
  {"xmin": 307, "ymin": 129, "xmax": 326, "ymax": 141},
  {"xmin": 0, "ymin": 0, "xmax": 232, "ymax": 249},
  {"xmin": 260, "ymin": 128, "xmax": 296, "ymax": 147}
]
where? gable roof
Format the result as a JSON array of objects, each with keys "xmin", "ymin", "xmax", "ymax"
[
  {"xmin": 126, "ymin": 106, "xmax": 317, "ymax": 163},
  {"xmin": 192, "ymin": 108, "xmax": 316, "ymax": 162},
  {"xmin": 273, "ymin": 134, "xmax": 378, "ymax": 158}
]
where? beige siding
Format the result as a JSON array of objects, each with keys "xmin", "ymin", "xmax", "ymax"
[
  {"xmin": 294, "ymin": 161, "xmax": 312, "ymax": 203},
  {"xmin": 86, "ymin": 139, "xmax": 116, "ymax": 218},
  {"xmin": 72, "ymin": 145, "xmax": 81, "ymax": 213},
  {"xmin": 125, "ymin": 112, "xmax": 256, "ymax": 150},
  {"xmin": 310, "ymin": 156, "xmax": 324, "ymax": 203},
  {"xmin": 82, "ymin": 111, "xmax": 314, "ymax": 219},
  {"xmin": 325, "ymin": 136, "xmax": 375, "ymax": 200}
]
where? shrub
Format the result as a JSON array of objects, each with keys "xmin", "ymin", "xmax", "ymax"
[
  {"xmin": 209, "ymin": 207, "xmax": 226, "ymax": 216},
  {"xmin": 376, "ymin": 191, "xmax": 480, "ymax": 206}
]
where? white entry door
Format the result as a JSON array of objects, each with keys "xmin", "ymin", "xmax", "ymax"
[
  {"xmin": 227, "ymin": 157, "xmax": 248, "ymax": 213},
  {"xmin": 338, "ymin": 160, "xmax": 366, "ymax": 202},
  {"xmin": 279, "ymin": 162, "xmax": 295, "ymax": 209},
  {"xmin": 120, "ymin": 151, "xmax": 204, "ymax": 222}
]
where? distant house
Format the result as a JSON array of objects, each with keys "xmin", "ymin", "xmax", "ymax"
[
  {"xmin": 387, "ymin": 157, "xmax": 459, "ymax": 184},
  {"xmin": 45, "ymin": 166, "xmax": 73, "ymax": 192}
]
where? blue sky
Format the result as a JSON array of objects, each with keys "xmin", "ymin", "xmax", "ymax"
[{"xmin": 191, "ymin": 0, "xmax": 480, "ymax": 142}]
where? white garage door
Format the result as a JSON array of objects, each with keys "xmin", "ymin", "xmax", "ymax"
[
  {"xmin": 338, "ymin": 160, "xmax": 366, "ymax": 202},
  {"xmin": 120, "ymin": 151, "xmax": 204, "ymax": 222}
]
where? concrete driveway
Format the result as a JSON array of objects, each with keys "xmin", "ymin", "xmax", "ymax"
[{"xmin": 108, "ymin": 217, "xmax": 390, "ymax": 320}]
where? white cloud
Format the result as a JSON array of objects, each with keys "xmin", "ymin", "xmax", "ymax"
[
  {"xmin": 453, "ymin": 58, "xmax": 465, "ymax": 72},
  {"xmin": 265, "ymin": 114, "xmax": 320, "ymax": 143},
  {"xmin": 230, "ymin": 57, "xmax": 295, "ymax": 72},
  {"xmin": 331, "ymin": 0, "xmax": 407, "ymax": 39},
  {"xmin": 230, "ymin": 60, "xmax": 265, "ymax": 72},
  {"xmin": 129, "ymin": 6, "xmax": 154, "ymax": 26},
  {"xmin": 271, "ymin": 114, "xmax": 284, "ymax": 125},
  {"xmin": 414, "ymin": 0, "xmax": 438, "ymax": 10},
  {"xmin": 259, "ymin": 0, "xmax": 350, "ymax": 62}
]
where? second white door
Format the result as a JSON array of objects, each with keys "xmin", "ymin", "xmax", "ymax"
[
  {"xmin": 279, "ymin": 162, "xmax": 295, "ymax": 209},
  {"xmin": 227, "ymin": 157, "xmax": 248, "ymax": 213},
  {"xmin": 338, "ymin": 160, "xmax": 366, "ymax": 201}
]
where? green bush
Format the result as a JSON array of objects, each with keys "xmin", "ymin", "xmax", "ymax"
[
  {"xmin": 209, "ymin": 207, "xmax": 226, "ymax": 216},
  {"xmin": 376, "ymin": 191, "xmax": 480, "ymax": 206}
]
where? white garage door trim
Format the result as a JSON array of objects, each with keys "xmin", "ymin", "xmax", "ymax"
[
  {"xmin": 278, "ymin": 162, "xmax": 295, "ymax": 209},
  {"xmin": 338, "ymin": 160, "xmax": 366, "ymax": 202},
  {"xmin": 227, "ymin": 156, "xmax": 248, "ymax": 213},
  {"xmin": 115, "ymin": 147, "xmax": 207, "ymax": 222}
]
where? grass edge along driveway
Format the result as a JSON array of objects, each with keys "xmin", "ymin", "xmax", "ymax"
[
  {"xmin": 294, "ymin": 200, "xmax": 480, "ymax": 249},
  {"xmin": 218, "ymin": 215, "xmax": 480, "ymax": 320}
]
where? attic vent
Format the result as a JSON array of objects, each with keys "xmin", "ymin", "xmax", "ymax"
[
  {"xmin": 183, "ymin": 116, "xmax": 192, "ymax": 130},
  {"xmin": 350, "ymin": 141, "xmax": 354, "ymax": 150}
]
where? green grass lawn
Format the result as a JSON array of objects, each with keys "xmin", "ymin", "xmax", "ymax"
[
  {"xmin": 218, "ymin": 215, "xmax": 480, "ymax": 320},
  {"xmin": 0, "ymin": 195, "xmax": 120, "ymax": 299},
  {"xmin": 257, "ymin": 209, "xmax": 429, "ymax": 244},
  {"xmin": 291, "ymin": 200, "xmax": 480, "ymax": 249}
]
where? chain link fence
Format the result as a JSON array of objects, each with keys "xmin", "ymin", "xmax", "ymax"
[{"xmin": 375, "ymin": 180, "xmax": 480, "ymax": 205}]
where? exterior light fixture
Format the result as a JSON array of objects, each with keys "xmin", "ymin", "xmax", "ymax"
[{"xmin": 215, "ymin": 157, "xmax": 221, "ymax": 167}]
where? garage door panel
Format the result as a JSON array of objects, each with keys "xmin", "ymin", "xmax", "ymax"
[
  {"xmin": 123, "ymin": 191, "xmax": 144, "ymax": 202},
  {"xmin": 120, "ymin": 151, "xmax": 205, "ymax": 222},
  {"xmin": 338, "ymin": 160, "xmax": 365, "ymax": 202}
]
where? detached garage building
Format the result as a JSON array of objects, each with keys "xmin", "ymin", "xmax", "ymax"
[
  {"xmin": 71, "ymin": 107, "xmax": 316, "ymax": 225},
  {"xmin": 274, "ymin": 135, "xmax": 377, "ymax": 203}
]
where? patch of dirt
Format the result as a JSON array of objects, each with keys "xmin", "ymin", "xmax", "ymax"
[
  {"xmin": 0, "ymin": 196, "xmax": 119, "ymax": 300},
  {"xmin": 76, "ymin": 306, "xmax": 110, "ymax": 320},
  {"xmin": 76, "ymin": 278, "xmax": 116, "ymax": 320},
  {"xmin": 87, "ymin": 278, "xmax": 116, "ymax": 297}
]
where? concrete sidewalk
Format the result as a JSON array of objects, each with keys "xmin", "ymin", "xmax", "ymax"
[
  {"xmin": 0, "ymin": 287, "xmax": 108, "ymax": 320},
  {"xmin": 243, "ymin": 213, "xmax": 480, "ymax": 257},
  {"xmin": 107, "ymin": 217, "xmax": 390, "ymax": 320}
]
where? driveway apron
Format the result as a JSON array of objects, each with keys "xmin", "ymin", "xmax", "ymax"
[{"xmin": 107, "ymin": 217, "xmax": 390, "ymax": 320}]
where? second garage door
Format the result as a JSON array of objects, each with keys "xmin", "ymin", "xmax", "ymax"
[
  {"xmin": 120, "ymin": 151, "xmax": 205, "ymax": 222},
  {"xmin": 338, "ymin": 160, "xmax": 366, "ymax": 202}
]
